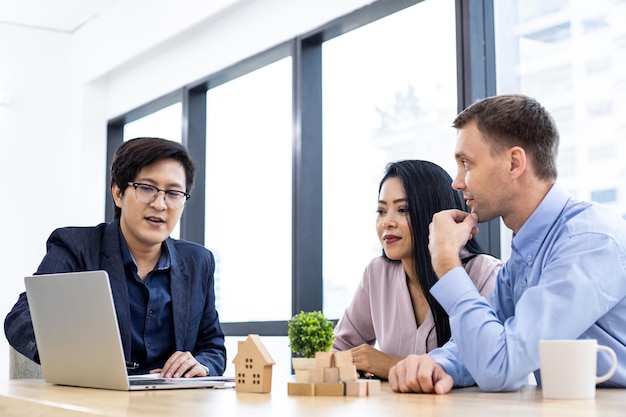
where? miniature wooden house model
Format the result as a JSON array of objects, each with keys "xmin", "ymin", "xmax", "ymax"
[{"xmin": 232, "ymin": 334, "xmax": 276, "ymax": 393}]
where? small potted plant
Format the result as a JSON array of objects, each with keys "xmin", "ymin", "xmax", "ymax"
[{"xmin": 288, "ymin": 310, "xmax": 335, "ymax": 371}]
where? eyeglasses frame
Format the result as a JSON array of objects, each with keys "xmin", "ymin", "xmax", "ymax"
[{"xmin": 126, "ymin": 182, "xmax": 191, "ymax": 209}]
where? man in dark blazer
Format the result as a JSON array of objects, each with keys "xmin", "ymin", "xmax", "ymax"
[{"xmin": 5, "ymin": 137, "xmax": 226, "ymax": 377}]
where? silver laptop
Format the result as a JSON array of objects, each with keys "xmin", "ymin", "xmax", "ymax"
[{"xmin": 25, "ymin": 270, "xmax": 229, "ymax": 391}]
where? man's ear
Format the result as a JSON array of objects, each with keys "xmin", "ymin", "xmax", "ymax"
[
  {"xmin": 509, "ymin": 146, "xmax": 527, "ymax": 179},
  {"xmin": 111, "ymin": 184, "xmax": 123, "ymax": 208}
]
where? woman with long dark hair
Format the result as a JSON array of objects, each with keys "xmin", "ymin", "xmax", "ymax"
[{"xmin": 333, "ymin": 160, "xmax": 501, "ymax": 379}]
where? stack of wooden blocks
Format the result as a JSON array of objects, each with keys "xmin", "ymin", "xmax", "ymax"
[{"xmin": 288, "ymin": 351, "xmax": 381, "ymax": 397}]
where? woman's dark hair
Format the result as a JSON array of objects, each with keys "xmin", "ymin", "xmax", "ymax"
[
  {"xmin": 379, "ymin": 160, "xmax": 486, "ymax": 348},
  {"xmin": 110, "ymin": 137, "xmax": 196, "ymax": 219}
]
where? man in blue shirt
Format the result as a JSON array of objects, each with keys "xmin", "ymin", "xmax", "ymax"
[
  {"xmin": 388, "ymin": 94, "xmax": 626, "ymax": 393},
  {"xmin": 5, "ymin": 137, "xmax": 226, "ymax": 378}
]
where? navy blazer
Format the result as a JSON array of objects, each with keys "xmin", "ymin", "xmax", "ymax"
[{"xmin": 4, "ymin": 219, "xmax": 227, "ymax": 376}]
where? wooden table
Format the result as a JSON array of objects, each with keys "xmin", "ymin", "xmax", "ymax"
[{"xmin": 0, "ymin": 378, "xmax": 624, "ymax": 417}]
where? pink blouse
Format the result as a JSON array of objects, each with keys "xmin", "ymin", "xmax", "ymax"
[{"xmin": 332, "ymin": 251, "xmax": 502, "ymax": 356}]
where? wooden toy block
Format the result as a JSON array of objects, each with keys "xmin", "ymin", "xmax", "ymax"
[
  {"xmin": 287, "ymin": 349, "xmax": 381, "ymax": 397},
  {"xmin": 315, "ymin": 351, "xmax": 334, "ymax": 368},
  {"xmin": 323, "ymin": 367, "xmax": 339, "ymax": 383},
  {"xmin": 307, "ymin": 367, "xmax": 324, "ymax": 383},
  {"xmin": 344, "ymin": 379, "xmax": 381, "ymax": 397},
  {"xmin": 294, "ymin": 369, "xmax": 310, "ymax": 383},
  {"xmin": 314, "ymin": 382, "xmax": 345, "ymax": 396},
  {"xmin": 333, "ymin": 350, "xmax": 353, "ymax": 368},
  {"xmin": 288, "ymin": 382, "xmax": 315, "ymax": 396},
  {"xmin": 338, "ymin": 365, "xmax": 358, "ymax": 382},
  {"xmin": 289, "ymin": 350, "xmax": 377, "ymax": 397},
  {"xmin": 345, "ymin": 380, "xmax": 368, "ymax": 397},
  {"xmin": 365, "ymin": 379, "xmax": 381, "ymax": 396}
]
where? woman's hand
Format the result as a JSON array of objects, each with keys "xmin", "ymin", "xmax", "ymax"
[{"xmin": 350, "ymin": 344, "xmax": 403, "ymax": 380}]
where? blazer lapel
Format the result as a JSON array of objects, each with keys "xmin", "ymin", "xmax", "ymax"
[
  {"xmin": 101, "ymin": 221, "xmax": 133, "ymax": 358},
  {"xmin": 168, "ymin": 240, "xmax": 190, "ymax": 350}
]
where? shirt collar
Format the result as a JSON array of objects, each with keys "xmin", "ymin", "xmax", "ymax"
[
  {"xmin": 511, "ymin": 184, "xmax": 571, "ymax": 265},
  {"xmin": 118, "ymin": 225, "xmax": 172, "ymax": 271}
]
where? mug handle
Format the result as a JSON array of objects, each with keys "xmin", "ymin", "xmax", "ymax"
[{"xmin": 596, "ymin": 345, "xmax": 617, "ymax": 384}]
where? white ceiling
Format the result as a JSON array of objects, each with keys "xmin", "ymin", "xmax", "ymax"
[{"xmin": 0, "ymin": 0, "xmax": 128, "ymax": 33}]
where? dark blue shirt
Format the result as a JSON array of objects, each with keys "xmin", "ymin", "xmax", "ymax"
[{"xmin": 119, "ymin": 229, "xmax": 175, "ymax": 374}]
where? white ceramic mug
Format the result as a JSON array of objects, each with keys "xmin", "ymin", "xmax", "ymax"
[{"xmin": 539, "ymin": 339, "xmax": 617, "ymax": 399}]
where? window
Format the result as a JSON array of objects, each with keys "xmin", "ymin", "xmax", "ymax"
[
  {"xmin": 321, "ymin": 0, "xmax": 457, "ymax": 318},
  {"xmin": 106, "ymin": 0, "xmax": 519, "ymax": 341},
  {"xmin": 495, "ymin": 0, "xmax": 626, "ymax": 219},
  {"xmin": 123, "ymin": 103, "xmax": 182, "ymax": 142},
  {"xmin": 591, "ymin": 188, "xmax": 617, "ymax": 204},
  {"xmin": 204, "ymin": 58, "xmax": 293, "ymax": 322}
]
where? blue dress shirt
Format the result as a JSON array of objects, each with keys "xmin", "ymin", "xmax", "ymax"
[
  {"xmin": 429, "ymin": 185, "xmax": 626, "ymax": 391},
  {"xmin": 120, "ymin": 233, "xmax": 176, "ymax": 374}
]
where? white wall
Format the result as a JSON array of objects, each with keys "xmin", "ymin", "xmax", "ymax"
[
  {"xmin": 0, "ymin": 0, "xmax": 374, "ymax": 380},
  {"xmin": 0, "ymin": 23, "xmax": 101, "ymax": 380}
]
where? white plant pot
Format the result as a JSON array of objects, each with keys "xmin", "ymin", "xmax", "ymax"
[{"xmin": 292, "ymin": 357, "xmax": 316, "ymax": 383}]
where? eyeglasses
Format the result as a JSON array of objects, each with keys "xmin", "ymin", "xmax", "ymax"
[{"xmin": 127, "ymin": 182, "xmax": 191, "ymax": 209}]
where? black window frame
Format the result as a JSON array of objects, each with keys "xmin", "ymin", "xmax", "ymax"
[{"xmin": 105, "ymin": 0, "xmax": 498, "ymax": 338}]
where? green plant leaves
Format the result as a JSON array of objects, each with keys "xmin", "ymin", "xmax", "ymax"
[{"xmin": 287, "ymin": 311, "xmax": 335, "ymax": 358}]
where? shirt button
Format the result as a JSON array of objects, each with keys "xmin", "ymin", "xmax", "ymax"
[
  {"xmin": 148, "ymin": 310, "xmax": 153, "ymax": 317},
  {"xmin": 526, "ymin": 255, "xmax": 532, "ymax": 261}
]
